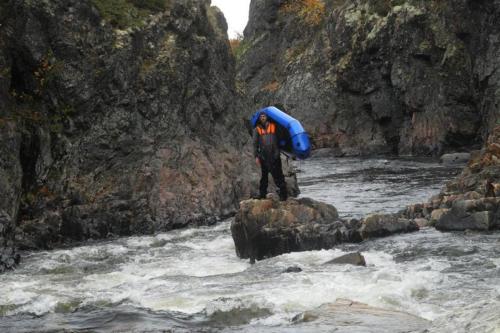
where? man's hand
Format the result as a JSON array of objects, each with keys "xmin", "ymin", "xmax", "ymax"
[{"xmin": 255, "ymin": 157, "xmax": 260, "ymax": 166}]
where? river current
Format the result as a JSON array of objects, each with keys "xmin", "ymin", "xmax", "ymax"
[{"xmin": 1, "ymin": 157, "xmax": 500, "ymax": 332}]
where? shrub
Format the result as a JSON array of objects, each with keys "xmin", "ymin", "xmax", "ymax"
[
  {"xmin": 129, "ymin": 0, "xmax": 167, "ymax": 11},
  {"xmin": 370, "ymin": 0, "xmax": 391, "ymax": 16},
  {"xmin": 281, "ymin": 0, "xmax": 326, "ymax": 26},
  {"xmin": 91, "ymin": 0, "xmax": 168, "ymax": 29}
]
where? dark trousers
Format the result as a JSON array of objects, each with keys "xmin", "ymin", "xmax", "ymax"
[{"xmin": 260, "ymin": 157, "xmax": 287, "ymax": 200}]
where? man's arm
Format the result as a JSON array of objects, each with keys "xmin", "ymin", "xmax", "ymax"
[{"xmin": 253, "ymin": 128, "xmax": 259, "ymax": 158}]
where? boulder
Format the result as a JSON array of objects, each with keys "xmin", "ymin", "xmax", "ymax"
[
  {"xmin": 283, "ymin": 266, "xmax": 302, "ymax": 273},
  {"xmin": 430, "ymin": 209, "xmax": 450, "ymax": 224},
  {"xmin": 231, "ymin": 198, "xmax": 419, "ymax": 261},
  {"xmin": 359, "ymin": 214, "xmax": 419, "ymax": 239},
  {"xmin": 231, "ymin": 197, "xmax": 357, "ymax": 261},
  {"xmin": 436, "ymin": 210, "xmax": 491, "ymax": 231},
  {"xmin": 325, "ymin": 252, "xmax": 366, "ymax": 266},
  {"xmin": 414, "ymin": 218, "xmax": 431, "ymax": 228},
  {"xmin": 440, "ymin": 153, "xmax": 471, "ymax": 165},
  {"xmin": 292, "ymin": 299, "xmax": 430, "ymax": 332},
  {"xmin": 434, "ymin": 198, "xmax": 500, "ymax": 231}
]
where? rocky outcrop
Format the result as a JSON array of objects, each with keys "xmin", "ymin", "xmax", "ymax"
[
  {"xmin": 0, "ymin": 0, "xmax": 259, "ymax": 260},
  {"xmin": 238, "ymin": 0, "xmax": 500, "ymax": 156},
  {"xmin": 405, "ymin": 126, "xmax": 500, "ymax": 231},
  {"xmin": 231, "ymin": 197, "xmax": 417, "ymax": 261},
  {"xmin": 293, "ymin": 299, "xmax": 430, "ymax": 332}
]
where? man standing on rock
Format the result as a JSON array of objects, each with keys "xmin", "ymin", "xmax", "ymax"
[{"xmin": 253, "ymin": 112, "xmax": 288, "ymax": 201}]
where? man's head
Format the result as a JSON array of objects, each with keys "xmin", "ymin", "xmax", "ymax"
[{"xmin": 259, "ymin": 113, "xmax": 267, "ymax": 125}]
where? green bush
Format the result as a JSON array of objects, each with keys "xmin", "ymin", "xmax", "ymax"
[
  {"xmin": 91, "ymin": 0, "xmax": 167, "ymax": 29},
  {"xmin": 130, "ymin": 0, "xmax": 167, "ymax": 11}
]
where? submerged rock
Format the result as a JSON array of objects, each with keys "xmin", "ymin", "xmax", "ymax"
[
  {"xmin": 231, "ymin": 197, "xmax": 418, "ymax": 261},
  {"xmin": 325, "ymin": 252, "xmax": 366, "ymax": 266},
  {"xmin": 293, "ymin": 299, "xmax": 430, "ymax": 332},
  {"xmin": 283, "ymin": 266, "xmax": 302, "ymax": 273}
]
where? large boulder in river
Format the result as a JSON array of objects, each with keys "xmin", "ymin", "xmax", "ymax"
[
  {"xmin": 231, "ymin": 197, "xmax": 360, "ymax": 261},
  {"xmin": 325, "ymin": 252, "xmax": 366, "ymax": 266},
  {"xmin": 231, "ymin": 198, "xmax": 419, "ymax": 261},
  {"xmin": 293, "ymin": 299, "xmax": 430, "ymax": 332}
]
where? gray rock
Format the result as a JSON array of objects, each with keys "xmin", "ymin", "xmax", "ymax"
[
  {"xmin": 414, "ymin": 218, "xmax": 431, "ymax": 228},
  {"xmin": 283, "ymin": 266, "xmax": 302, "ymax": 273},
  {"xmin": 430, "ymin": 209, "xmax": 450, "ymax": 224},
  {"xmin": 436, "ymin": 208, "xmax": 492, "ymax": 231},
  {"xmin": 440, "ymin": 153, "xmax": 471, "ymax": 165},
  {"xmin": 292, "ymin": 299, "xmax": 430, "ymax": 332},
  {"xmin": 325, "ymin": 252, "xmax": 366, "ymax": 266},
  {"xmin": 359, "ymin": 214, "xmax": 419, "ymax": 239}
]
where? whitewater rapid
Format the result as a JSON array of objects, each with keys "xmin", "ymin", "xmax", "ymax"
[{"xmin": 1, "ymin": 157, "xmax": 500, "ymax": 332}]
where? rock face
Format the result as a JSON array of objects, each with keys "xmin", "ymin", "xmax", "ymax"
[
  {"xmin": 0, "ymin": 0, "xmax": 259, "ymax": 262},
  {"xmin": 293, "ymin": 299, "xmax": 430, "ymax": 332},
  {"xmin": 238, "ymin": 0, "xmax": 500, "ymax": 156},
  {"xmin": 231, "ymin": 197, "xmax": 417, "ymax": 261},
  {"xmin": 405, "ymin": 126, "xmax": 500, "ymax": 231}
]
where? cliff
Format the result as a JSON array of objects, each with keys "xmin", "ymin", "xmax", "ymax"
[
  {"xmin": 0, "ymin": 0, "xmax": 257, "ymax": 271},
  {"xmin": 238, "ymin": 0, "xmax": 500, "ymax": 156}
]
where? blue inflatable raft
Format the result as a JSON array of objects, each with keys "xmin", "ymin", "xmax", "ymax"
[{"xmin": 251, "ymin": 106, "xmax": 311, "ymax": 159}]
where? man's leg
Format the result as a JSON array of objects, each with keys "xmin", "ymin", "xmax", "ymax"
[
  {"xmin": 259, "ymin": 162, "xmax": 269, "ymax": 199},
  {"xmin": 271, "ymin": 158, "xmax": 287, "ymax": 201}
]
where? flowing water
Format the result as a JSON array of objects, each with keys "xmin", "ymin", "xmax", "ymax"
[{"xmin": 1, "ymin": 157, "xmax": 500, "ymax": 332}]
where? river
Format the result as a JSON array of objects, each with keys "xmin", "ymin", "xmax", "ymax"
[{"xmin": 1, "ymin": 157, "xmax": 500, "ymax": 332}]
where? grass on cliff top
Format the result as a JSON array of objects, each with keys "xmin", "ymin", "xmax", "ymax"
[{"xmin": 91, "ymin": 0, "xmax": 169, "ymax": 29}]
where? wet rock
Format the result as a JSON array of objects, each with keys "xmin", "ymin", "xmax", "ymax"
[
  {"xmin": 283, "ymin": 266, "xmax": 302, "ymax": 273},
  {"xmin": 231, "ymin": 198, "xmax": 418, "ymax": 261},
  {"xmin": 436, "ymin": 209, "xmax": 492, "ymax": 231},
  {"xmin": 231, "ymin": 197, "xmax": 357, "ymax": 261},
  {"xmin": 430, "ymin": 209, "xmax": 450, "ymax": 225},
  {"xmin": 440, "ymin": 153, "xmax": 471, "ymax": 165},
  {"xmin": 414, "ymin": 218, "xmax": 431, "ymax": 228},
  {"xmin": 0, "ymin": 211, "xmax": 19, "ymax": 273},
  {"xmin": 359, "ymin": 214, "xmax": 418, "ymax": 239},
  {"xmin": 434, "ymin": 197, "xmax": 500, "ymax": 231},
  {"xmin": 293, "ymin": 299, "xmax": 430, "ymax": 332},
  {"xmin": 325, "ymin": 252, "xmax": 366, "ymax": 266},
  {"xmin": 400, "ymin": 122, "xmax": 500, "ymax": 232}
]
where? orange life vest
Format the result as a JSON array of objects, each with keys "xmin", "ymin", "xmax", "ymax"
[{"xmin": 256, "ymin": 122, "xmax": 276, "ymax": 136}]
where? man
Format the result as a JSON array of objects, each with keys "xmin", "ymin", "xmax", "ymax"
[{"xmin": 253, "ymin": 112, "xmax": 288, "ymax": 201}]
